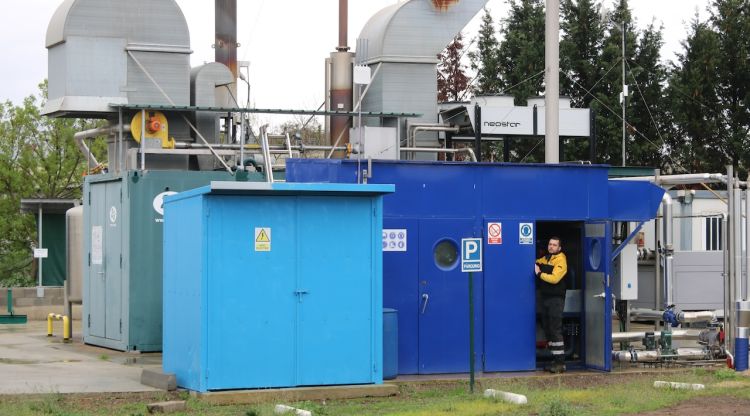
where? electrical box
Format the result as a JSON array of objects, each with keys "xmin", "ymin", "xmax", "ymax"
[
  {"xmin": 613, "ymin": 243, "xmax": 638, "ymax": 300},
  {"xmin": 349, "ymin": 126, "xmax": 399, "ymax": 160},
  {"xmin": 162, "ymin": 181, "xmax": 394, "ymax": 391}
]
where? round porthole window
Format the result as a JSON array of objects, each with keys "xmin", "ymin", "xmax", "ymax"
[
  {"xmin": 434, "ymin": 239, "xmax": 459, "ymax": 270},
  {"xmin": 589, "ymin": 239, "xmax": 601, "ymax": 270}
]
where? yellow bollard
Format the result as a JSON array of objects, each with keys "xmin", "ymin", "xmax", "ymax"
[
  {"xmin": 47, "ymin": 313, "xmax": 54, "ymax": 337},
  {"xmin": 47, "ymin": 313, "xmax": 71, "ymax": 342}
]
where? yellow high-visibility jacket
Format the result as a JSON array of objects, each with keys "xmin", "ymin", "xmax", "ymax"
[{"xmin": 536, "ymin": 252, "xmax": 568, "ymax": 297}]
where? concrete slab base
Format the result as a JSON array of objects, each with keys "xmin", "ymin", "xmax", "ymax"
[{"xmin": 193, "ymin": 384, "xmax": 399, "ymax": 405}]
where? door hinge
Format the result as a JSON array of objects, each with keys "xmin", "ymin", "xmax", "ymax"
[
  {"xmin": 87, "ymin": 314, "xmax": 91, "ymax": 328},
  {"xmin": 120, "ymin": 189, "xmax": 123, "ymax": 203},
  {"xmin": 482, "ymin": 353, "xmax": 486, "ymax": 368},
  {"xmin": 120, "ymin": 254, "xmax": 122, "ymax": 268},
  {"xmin": 119, "ymin": 319, "xmax": 122, "ymax": 334},
  {"xmin": 88, "ymin": 191, "xmax": 91, "ymax": 205},
  {"xmin": 88, "ymin": 252, "xmax": 91, "ymax": 266}
]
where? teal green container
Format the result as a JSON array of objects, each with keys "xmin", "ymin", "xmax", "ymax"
[{"xmin": 82, "ymin": 170, "xmax": 262, "ymax": 351}]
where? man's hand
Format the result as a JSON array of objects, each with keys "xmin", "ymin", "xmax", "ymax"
[{"xmin": 534, "ymin": 264, "xmax": 540, "ymax": 275}]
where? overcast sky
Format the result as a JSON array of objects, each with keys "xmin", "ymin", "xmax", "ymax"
[{"xmin": 1, "ymin": 0, "xmax": 710, "ymax": 117}]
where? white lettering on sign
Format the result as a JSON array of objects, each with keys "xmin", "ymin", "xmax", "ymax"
[{"xmin": 461, "ymin": 238, "xmax": 483, "ymax": 272}]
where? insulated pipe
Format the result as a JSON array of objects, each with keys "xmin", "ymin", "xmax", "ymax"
[
  {"xmin": 400, "ymin": 147, "xmax": 477, "ymax": 162},
  {"xmin": 612, "ymin": 173, "xmax": 728, "ymax": 186},
  {"xmin": 74, "ymin": 125, "xmax": 132, "ymax": 169},
  {"xmin": 728, "ymin": 166, "xmax": 736, "ymax": 352},
  {"xmin": 612, "ymin": 348, "xmax": 709, "ymax": 362},
  {"xmin": 174, "ymin": 142, "xmax": 348, "ymax": 152},
  {"xmin": 662, "ymin": 193, "xmax": 674, "ymax": 308},
  {"xmin": 630, "ymin": 308, "xmax": 715, "ymax": 325},
  {"xmin": 612, "ymin": 329, "xmax": 699, "ymax": 343},
  {"xmin": 409, "ymin": 125, "xmax": 460, "ymax": 148},
  {"xmin": 733, "ymin": 180, "xmax": 743, "ymax": 303}
]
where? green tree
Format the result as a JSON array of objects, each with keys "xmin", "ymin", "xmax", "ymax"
[
  {"xmin": 666, "ymin": 17, "xmax": 724, "ymax": 173},
  {"xmin": 560, "ymin": 0, "xmax": 605, "ymax": 161},
  {"xmin": 495, "ymin": 0, "xmax": 545, "ymax": 162},
  {"xmin": 0, "ymin": 82, "xmax": 98, "ymax": 285},
  {"xmin": 469, "ymin": 8, "xmax": 502, "ymax": 95},
  {"xmin": 437, "ymin": 32, "xmax": 471, "ymax": 102},
  {"xmin": 591, "ymin": 0, "xmax": 639, "ymax": 166},
  {"xmin": 624, "ymin": 22, "xmax": 670, "ymax": 169},
  {"xmin": 497, "ymin": 0, "xmax": 546, "ymax": 103},
  {"xmin": 710, "ymin": 0, "xmax": 750, "ymax": 175}
]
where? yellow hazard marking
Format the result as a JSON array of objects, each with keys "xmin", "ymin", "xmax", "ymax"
[
  {"xmin": 256, "ymin": 229, "xmax": 270, "ymax": 243},
  {"xmin": 255, "ymin": 227, "xmax": 271, "ymax": 252}
]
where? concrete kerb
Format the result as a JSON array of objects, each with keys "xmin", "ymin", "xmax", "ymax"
[{"xmin": 192, "ymin": 384, "xmax": 399, "ymax": 406}]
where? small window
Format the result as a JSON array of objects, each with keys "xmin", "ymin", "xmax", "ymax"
[
  {"xmin": 434, "ymin": 239, "xmax": 459, "ymax": 270},
  {"xmin": 704, "ymin": 217, "xmax": 723, "ymax": 251},
  {"xmin": 589, "ymin": 239, "xmax": 601, "ymax": 270}
]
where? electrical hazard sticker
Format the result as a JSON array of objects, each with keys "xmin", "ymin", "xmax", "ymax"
[
  {"xmin": 487, "ymin": 222, "xmax": 502, "ymax": 245},
  {"xmin": 255, "ymin": 227, "xmax": 271, "ymax": 252}
]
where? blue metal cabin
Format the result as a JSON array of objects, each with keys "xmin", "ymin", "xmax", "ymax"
[
  {"xmin": 162, "ymin": 181, "xmax": 393, "ymax": 392},
  {"xmin": 286, "ymin": 159, "xmax": 664, "ymax": 374}
]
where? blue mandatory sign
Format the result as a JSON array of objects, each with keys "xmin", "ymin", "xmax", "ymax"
[
  {"xmin": 519, "ymin": 222, "xmax": 534, "ymax": 245},
  {"xmin": 461, "ymin": 238, "xmax": 483, "ymax": 273}
]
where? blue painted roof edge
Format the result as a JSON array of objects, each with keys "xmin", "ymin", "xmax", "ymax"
[
  {"xmin": 608, "ymin": 180, "xmax": 665, "ymax": 222},
  {"xmin": 164, "ymin": 181, "xmax": 394, "ymax": 205}
]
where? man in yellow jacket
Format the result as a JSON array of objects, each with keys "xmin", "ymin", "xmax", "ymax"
[{"xmin": 535, "ymin": 236, "xmax": 568, "ymax": 373}]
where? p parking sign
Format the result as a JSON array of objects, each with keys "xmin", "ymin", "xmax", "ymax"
[{"xmin": 461, "ymin": 238, "xmax": 482, "ymax": 272}]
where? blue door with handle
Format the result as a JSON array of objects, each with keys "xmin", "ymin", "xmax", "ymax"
[
  {"xmin": 417, "ymin": 218, "xmax": 481, "ymax": 374},
  {"xmin": 583, "ymin": 221, "xmax": 612, "ymax": 371},
  {"xmin": 483, "ymin": 219, "xmax": 536, "ymax": 371}
]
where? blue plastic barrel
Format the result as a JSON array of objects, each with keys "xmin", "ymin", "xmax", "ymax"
[
  {"xmin": 383, "ymin": 308, "xmax": 398, "ymax": 380},
  {"xmin": 735, "ymin": 337, "xmax": 749, "ymax": 371}
]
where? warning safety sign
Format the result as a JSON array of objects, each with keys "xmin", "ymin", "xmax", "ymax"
[
  {"xmin": 487, "ymin": 222, "xmax": 502, "ymax": 245},
  {"xmin": 255, "ymin": 227, "xmax": 271, "ymax": 252}
]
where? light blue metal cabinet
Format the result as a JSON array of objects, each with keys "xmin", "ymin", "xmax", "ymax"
[{"xmin": 162, "ymin": 182, "xmax": 393, "ymax": 392}]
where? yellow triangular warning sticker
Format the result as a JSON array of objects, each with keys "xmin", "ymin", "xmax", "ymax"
[{"xmin": 256, "ymin": 229, "xmax": 270, "ymax": 243}]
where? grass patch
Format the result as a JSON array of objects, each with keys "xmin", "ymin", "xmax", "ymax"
[{"xmin": 2, "ymin": 371, "xmax": 750, "ymax": 415}]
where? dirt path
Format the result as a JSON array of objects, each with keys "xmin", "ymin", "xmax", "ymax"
[{"xmin": 628, "ymin": 395, "xmax": 750, "ymax": 416}]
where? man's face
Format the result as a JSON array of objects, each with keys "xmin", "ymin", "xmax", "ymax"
[{"xmin": 547, "ymin": 239, "xmax": 561, "ymax": 254}]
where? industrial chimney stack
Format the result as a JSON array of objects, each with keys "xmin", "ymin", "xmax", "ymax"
[{"xmin": 326, "ymin": 0, "xmax": 354, "ymax": 151}]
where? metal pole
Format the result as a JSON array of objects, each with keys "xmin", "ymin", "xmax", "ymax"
[
  {"xmin": 118, "ymin": 107, "xmax": 123, "ymax": 173},
  {"xmin": 140, "ymin": 109, "xmax": 146, "ymax": 171},
  {"xmin": 745, "ymin": 182, "xmax": 749, "ymax": 301},
  {"xmin": 37, "ymin": 205, "xmax": 43, "ymax": 291},
  {"xmin": 469, "ymin": 271, "xmax": 475, "ymax": 394},
  {"xmin": 621, "ymin": 19, "xmax": 627, "ymax": 167},
  {"xmin": 474, "ymin": 105, "xmax": 481, "ymax": 162},
  {"xmin": 544, "ymin": 0, "xmax": 560, "ymax": 164},
  {"xmin": 727, "ymin": 165, "xmax": 735, "ymax": 352}
]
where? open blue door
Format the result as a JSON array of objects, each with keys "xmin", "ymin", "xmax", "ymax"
[
  {"xmin": 483, "ymin": 219, "xmax": 536, "ymax": 371},
  {"xmin": 583, "ymin": 222, "xmax": 612, "ymax": 371}
]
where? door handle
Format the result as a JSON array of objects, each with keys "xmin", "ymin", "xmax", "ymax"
[
  {"xmin": 421, "ymin": 293, "xmax": 429, "ymax": 314},
  {"xmin": 294, "ymin": 290, "xmax": 309, "ymax": 303},
  {"xmin": 593, "ymin": 292, "xmax": 606, "ymax": 299}
]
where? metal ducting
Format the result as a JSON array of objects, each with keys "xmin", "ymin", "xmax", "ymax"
[
  {"xmin": 43, "ymin": 0, "xmax": 192, "ymax": 118},
  {"xmin": 190, "ymin": 62, "xmax": 235, "ymax": 170},
  {"xmin": 356, "ymin": 0, "xmax": 488, "ymax": 153}
]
